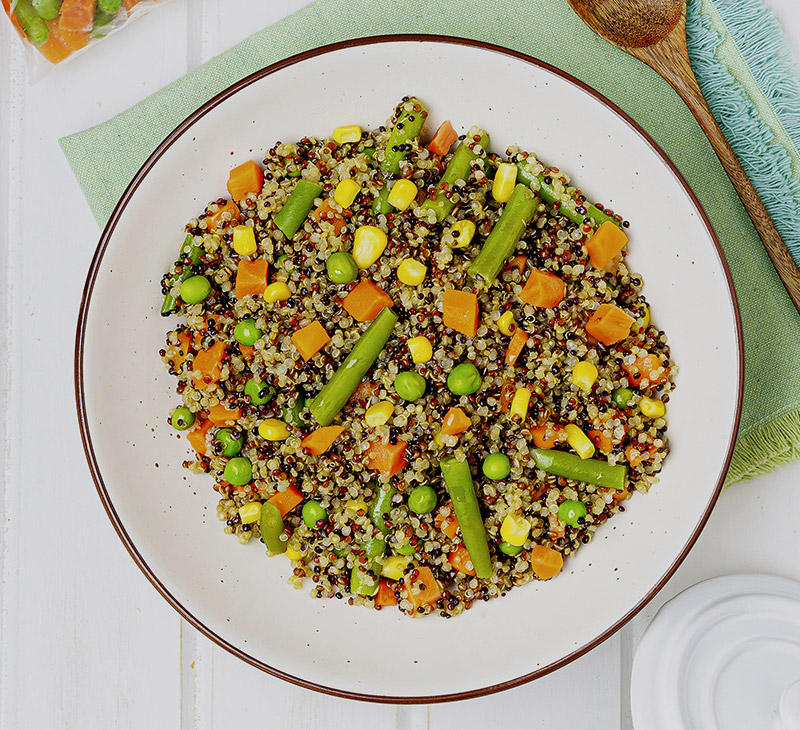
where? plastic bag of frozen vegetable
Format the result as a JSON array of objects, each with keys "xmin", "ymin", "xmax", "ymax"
[{"xmin": 3, "ymin": 0, "xmax": 175, "ymax": 81}]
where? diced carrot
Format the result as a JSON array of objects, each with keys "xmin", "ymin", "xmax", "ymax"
[
  {"xmin": 448, "ymin": 545, "xmax": 476, "ymax": 576},
  {"xmin": 226, "ymin": 160, "xmax": 263, "ymax": 202},
  {"xmin": 58, "ymin": 0, "xmax": 94, "ymax": 32},
  {"xmin": 170, "ymin": 329, "xmax": 193, "ymax": 371},
  {"xmin": 435, "ymin": 511, "xmax": 460, "ymax": 539},
  {"xmin": 403, "ymin": 566, "xmax": 443, "ymax": 611},
  {"xmin": 613, "ymin": 488, "xmax": 630, "ymax": 503},
  {"xmin": 531, "ymin": 422, "xmax": 567, "ymax": 449},
  {"xmin": 4, "ymin": 0, "xmax": 24, "ymax": 37},
  {"xmin": 123, "ymin": 0, "xmax": 140, "ymax": 9},
  {"xmin": 441, "ymin": 406, "xmax": 471, "ymax": 436},
  {"xmin": 505, "ymin": 328, "xmax": 529, "ymax": 366},
  {"xmin": 208, "ymin": 403, "xmax": 241, "ymax": 427},
  {"xmin": 311, "ymin": 198, "xmax": 346, "ymax": 235},
  {"xmin": 427, "ymin": 120, "xmax": 458, "ymax": 156},
  {"xmin": 350, "ymin": 379, "xmax": 379, "ymax": 406},
  {"xmin": 376, "ymin": 580, "xmax": 398, "ymax": 607},
  {"xmin": 291, "ymin": 320, "xmax": 330, "ymax": 361},
  {"xmin": 206, "ymin": 199, "xmax": 241, "ymax": 232},
  {"xmin": 585, "ymin": 304, "xmax": 634, "ymax": 346},
  {"xmin": 342, "ymin": 280, "xmax": 393, "ymax": 322},
  {"xmin": 530, "ymin": 544, "xmax": 564, "ymax": 580},
  {"xmin": 586, "ymin": 220, "xmax": 628, "ymax": 269},
  {"xmin": 498, "ymin": 381, "xmax": 517, "ymax": 413},
  {"xmin": 234, "ymin": 258, "xmax": 268, "ymax": 300},
  {"xmin": 367, "ymin": 441, "xmax": 408, "ymax": 479},
  {"xmin": 519, "ymin": 269, "xmax": 565, "ymax": 308},
  {"xmin": 267, "ymin": 485, "xmax": 304, "ymax": 517},
  {"xmin": 59, "ymin": 25, "xmax": 89, "ymax": 50},
  {"xmin": 507, "ymin": 253, "xmax": 528, "ymax": 275},
  {"xmin": 239, "ymin": 344, "xmax": 254, "ymax": 360},
  {"xmin": 623, "ymin": 353, "xmax": 668, "ymax": 388},
  {"xmin": 625, "ymin": 443, "xmax": 657, "ymax": 467},
  {"xmin": 191, "ymin": 341, "xmax": 226, "ymax": 389},
  {"xmin": 36, "ymin": 20, "xmax": 74, "ymax": 62},
  {"xmin": 588, "ymin": 429, "xmax": 614, "ymax": 452},
  {"xmin": 301, "ymin": 425, "xmax": 344, "ymax": 455},
  {"xmin": 442, "ymin": 289, "xmax": 478, "ymax": 337},
  {"xmin": 186, "ymin": 417, "xmax": 212, "ymax": 457}
]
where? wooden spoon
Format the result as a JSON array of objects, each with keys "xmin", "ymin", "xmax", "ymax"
[{"xmin": 568, "ymin": 0, "xmax": 800, "ymax": 314}]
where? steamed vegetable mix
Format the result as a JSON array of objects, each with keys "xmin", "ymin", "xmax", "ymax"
[{"xmin": 159, "ymin": 96, "xmax": 675, "ymax": 618}]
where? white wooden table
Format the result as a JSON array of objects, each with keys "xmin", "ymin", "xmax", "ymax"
[{"xmin": 1, "ymin": 1, "xmax": 799, "ymax": 727}]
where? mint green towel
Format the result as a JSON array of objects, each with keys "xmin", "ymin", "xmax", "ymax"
[{"xmin": 60, "ymin": 0, "xmax": 800, "ymax": 484}]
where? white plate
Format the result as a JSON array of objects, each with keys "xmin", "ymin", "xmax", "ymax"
[{"xmin": 76, "ymin": 36, "xmax": 742, "ymax": 702}]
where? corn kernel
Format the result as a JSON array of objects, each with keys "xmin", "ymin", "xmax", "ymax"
[
  {"xmin": 407, "ymin": 335, "xmax": 433, "ymax": 364},
  {"xmin": 639, "ymin": 396, "xmax": 666, "ymax": 419},
  {"xmin": 258, "ymin": 418, "xmax": 290, "ymax": 441},
  {"xmin": 497, "ymin": 311, "xmax": 517, "ymax": 336},
  {"xmin": 334, "ymin": 178, "xmax": 361, "ymax": 208},
  {"xmin": 365, "ymin": 401, "xmax": 394, "ymax": 427},
  {"xmin": 285, "ymin": 546, "xmax": 302, "ymax": 561},
  {"xmin": 397, "ymin": 258, "xmax": 427, "ymax": 286},
  {"xmin": 572, "ymin": 361, "xmax": 599, "ymax": 392},
  {"xmin": 387, "ymin": 179, "xmax": 418, "ymax": 211},
  {"xmin": 352, "ymin": 225, "xmax": 388, "ymax": 269},
  {"xmin": 238, "ymin": 502, "xmax": 262, "ymax": 524},
  {"xmin": 448, "ymin": 219, "xmax": 476, "ymax": 248},
  {"xmin": 492, "ymin": 162, "xmax": 518, "ymax": 203},
  {"xmin": 565, "ymin": 424, "xmax": 596, "ymax": 459},
  {"xmin": 332, "ymin": 125, "xmax": 362, "ymax": 144},
  {"xmin": 500, "ymin": 514, "xmax": 531, "ymax": 546},
  {"xmin": 509, "ymin": 387, "xmax": 531, "ymax": 421},
  {"xmin": 232, "ymin": 225, "xmax": 257, "ymax": 256},
  {"xmin": 264, "ymin": 282, "xmax": 291, "ymax": 302},
  {"xmin": 345, "ymin": 499, "xmax": 369, "ymax": 515},
  {"xmin": 641, "ymin": 305, "xmax": 651, "ymax": 330},
  {"xmin": 381, "ymin": 555, "xmax": 412, "ymax": 580}
]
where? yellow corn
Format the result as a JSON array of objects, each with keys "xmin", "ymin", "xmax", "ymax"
[
  {"xmin": 639, "ymin": 396, "xmax": 666, "ymax": 419},
  {"xmin": 397, "ymin": 258, "xmax": 427, "ymax": 286},
  {"xmin": 345, "ymin": 499, "xmax": 369, "ymax": 515},
  {"xmin": 447, "ymin": 219, "xmax": 476, "ymax": 248},
  {"xmin": 332, "ymin": 125, "xmax": 362, "ymax": 144},
  {"xmin": 565, "ymin": 424, "xmax": 596, "ymax": 459},
  {"xmin": 492, "ymin": 162, "xmax": 518, "ymax": 203},
  {"xmin": 572, "ymin": 361, "xmax": 599, "ymax": 392},
  {"xmin": 232, "ymin": 225, "xmax": 257, "ymax": 256},
  {"xmin": 509, "ymin": 387, "xmax": 531, "ymax": 422},
  {"xmin": 497, "ymin": 311, "xmax": 517, "ymax": 336},
  {"xmin": 641, "ymin": 305, "xmax": 651, "ymax": 330},
  {"xmin": 381, "ymin": 555, "xmax": 412, "ymax": 580},
  {"xmin": 263, "ymin": 282, "xmax": 291, "ymax": 302},
  {"xmin": 285, "ymin": 545, "xmax": 302, "ymax": 561},
  {"xmin": 258, "ymin": 418, "xmax": 290, "ymax": 441},
  {"xmin": 334, "ymin": 178, "xmax": 361, "ymax": 208},
  {"xmin": 407, "ymin": 335, "xmax": 433, "ymax": 364},
  {"xmin": 238, "ymin": 502, "xmax": 262, "ymax": 524},
  {"xmin": 500, "ymin": 514, "xmax": 531, "ymax": 546},
  {"xmin": 352, "ymin": 225, "xmax": 388, "ymax": 269},
  {"xmin": 387, "ymin": 179, "xmax": 418, "ymax": 211},
  {"xmin": 365, "ymin": 401, "xmax": 394, "ymax": 427}
]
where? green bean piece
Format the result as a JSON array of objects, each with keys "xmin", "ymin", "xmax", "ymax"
[
  {"xmin": 97, "ymin": 0, "xmax": 123, "ymax": 13},
  {"xmin": 467, "ymin": 184, "xmax": 539, "ymax": 286},
  {"xmin": 439, "ymin": 456, "xmax": 492, "ymax": 579},
  {"xmin": 259, "ymin": 502, "xmax": 287, "ymax": 555},
  {"xmin": 368, "ymin": 484, "xmax": 397, "ymax": 536},
  {"xmin": 274, "ymin": 179, "xmax": 324, "ymax": 239},
  {"xmin": 14, "ymin": 0, "xmax": 49, "ymax": 46},
  {"xmin": 91, "ymin": 10, "xmax": 116, "ymax": 37},
  {"xmin": 371, "ymin": 187, "xmax": 392, "ymax": 217},
  {"xmin": 362, "ymin": 146, "xmax": 376, "ymax": 159},
  {"xmin": 350, "ymin": 565, "xmax": 379, "ymax": 596},
  {"xmin": 365, "ymin": 537, "xmax": 387, "ymax": 559},
  {"xmin": 281, "ymin": 391, "xmax": 306, "ymax": 427},
  {"xmin": 531, "ymin": 448, "xmax": 627, "ymax": 490},
  {"xmin": 309, "ymin": 307, "xmax": 398, "ymax": 426},
  {"xmin": 419, "ymin": 130, "xmax": 489, "ymax": 224},
  {"xmin": 382, "ymin": 97, "xmax": 428, "ymax": 175},
  {"xmin": 31, "ymin": 0, "xmax": 61, "ymax": 21},
  {"xmin": 161, "ymin": 234, "xmax": 203, "ymax": 315}
]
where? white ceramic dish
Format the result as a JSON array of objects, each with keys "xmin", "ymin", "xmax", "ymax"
[{"xmin": 76, "ymin": 36, "xmax": 742, "ymax": 702}]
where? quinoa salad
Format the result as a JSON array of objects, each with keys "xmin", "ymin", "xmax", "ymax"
[{"xmin": 159, "ymin": 97, "xmax": 676, "ymax": 618}]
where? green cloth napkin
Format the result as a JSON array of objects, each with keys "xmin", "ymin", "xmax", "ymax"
[{"xmin": 60, "ymin": 0, "xmax": 800, "ymax": 485}]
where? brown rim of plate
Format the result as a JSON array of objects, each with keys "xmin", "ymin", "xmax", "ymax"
[{"xmin": 74, "ymin": 33, "xmax": 744, "ymax": 704}]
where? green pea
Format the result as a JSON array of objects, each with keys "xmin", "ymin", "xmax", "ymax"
[
  {"xmin": 215, "ymin": 428, "xmax": 243, "ymax": 457},
  {"xmin": 350, "ymin": 565, "xmax": 379, "ymax": 596},
  {"xmin": 447, "ymin": 362, "xmax": 482, "ymax": 395},
  {"xmin": 244, "ymin": 377, "xmax": 274, "ymax": 405},
  {"xmin": 302, "ymin": 500, "xmax": 328, "ymax": 528},
  {"xmin": 482, "ymin": 453, "xmax": 511, "ymax": 480},
  {"xmin": 32, "ymin": 0, "xmax": 62, "ymax": 21},
  {"xmin": 394, "ymin": 371, "xmax": 427, "ymax": 402},
  {"xmin": 499, "ymin": 541, "xmax": 523, "ymax": 556},
  {"xmin": 326, "ymin": 252, "xmax": 358, "ymax": 284},
  {"xmin": 97, "ymin": 0, "xmax": 123, "ymax": 13},
  {"xmin": 408, "ymin": 485, "xmax": 437, "ymax": 514},
  {"xmin": 234, "ymin": 319, "xmax": 262, "ymax": 346},
  {"xmin": 558, "ymin": 499, "xmax": 588, "ymax": 528},
  {"xmin": 170, "ymin": 406, "xmax": 195, "ymax": 431},
  {"xmin": 612, "ymin": 387, "xmax": 635, "ymax": 408},
  {"xmin": 180, "ymin": 275, "xmax": 211, "ymax": 304},
  {"xmin": 223, "ymin": 457, "xmax": 252, "ymax": 487},
  {"xmin": 397, "ymin": 544, "xmax": 416, "ymax": 555}
]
